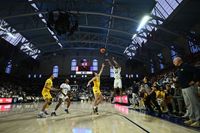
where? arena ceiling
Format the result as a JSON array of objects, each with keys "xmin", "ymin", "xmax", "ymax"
[{"xmin": 0, "ymin": 0, "xmax": 199, "ymax": 61}]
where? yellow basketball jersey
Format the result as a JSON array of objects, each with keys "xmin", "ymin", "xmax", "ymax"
[
  {"xmin": 43, "ymin": 78, "xmax": 53, "ymax": 92},
  {"xmin": 93, "ymin": 77, "xmax": 100, "ymax": 89}
]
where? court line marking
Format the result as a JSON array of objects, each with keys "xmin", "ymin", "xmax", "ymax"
[
  {"xmin": 129, "ymin": 108, "xmax": 200, "ymax": 132},
  {"xmin": 71, "ymin": 108, "xmax": 150, "ymax": 132},
  {"xmin": 120, "ymin": 114, "xmax": 150, "ymax": 133},
  {"xmin": 103, "ymin": 111, "xmax": 150, "ymax": 133},
  {"xmin": 58, "ymin": 107, "xmax": 150, "ymax": 132}
]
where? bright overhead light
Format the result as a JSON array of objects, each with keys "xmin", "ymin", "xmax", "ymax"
[
  {"xmin": 53, "ymin": 35, "xmax": 59, "ymax": 41},
  {"xmin": 0, "ymin": 26, "xmax": 6, "ymax": 31},
  {"xmin": 41, "ymin": 19, "xmax": 47, "ymax": 23},
  {"xmin": 38, "ymin": 13, "xmax": 43, "ymax": 18},
  {"xmin": 47, "ymin": 27, "xmax": 54, "ymax": 35},
  {"xmin": 7, "ymin": 32, "xmax": 16, "ymax": 38},
  {"xmin": 132, "ymin": 34, "xmax": 137, "ymax": 39},
  {"xmin": 58, "ymin": 43, "xmax": 63, "ymax": 48},
  {"xmin": 0, "ymin": 26, "xmax": 16, "ymax": 38},
  {"xmin": 31, "ymin": 3, "xmax": 39, "ymax": 10},
  {"xmin": 136, "ymin": 15, "xmax": 151, "ymax": 32}
]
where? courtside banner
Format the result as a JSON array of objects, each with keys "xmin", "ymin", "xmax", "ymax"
[
  {"xmin": 115, "ymin": 96, "xmax": 121, "ymax": 103},
  {"xmin": 114, "ymin": 95, "xmax": 128, "ymax": 104},
  {"xmin": 121, "ymin": 95, "xmax": 128, "ymax": 104},
  {"xmin": 0, "ymin": 104, "xmax": 12, "ymax": 112},
  {"xmin": 0, "ymin": 98, "xmax": 13, "ymax": 104}
]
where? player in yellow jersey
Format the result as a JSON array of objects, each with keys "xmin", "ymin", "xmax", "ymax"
[
  {"xmin": 87, "ymin": 63, "xmax": 105, "ymax": 114},
  {"xmin": 38, "ymin": 75, "xmax": 55, "ymax": 118}
]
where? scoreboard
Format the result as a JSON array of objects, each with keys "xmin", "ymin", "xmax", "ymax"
[{"xmin": 72, "ymin": 59, "xmax": 97, "ymax": 75}]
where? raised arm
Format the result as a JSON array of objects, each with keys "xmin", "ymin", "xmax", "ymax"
[
  {"xmin": 98, "ymin": 63, "xmax": 105, "ymax": 76},
  {"xmin": 112, "ymin": 57, "xmax": 120, "ymax": 67},
  {"xmin": 105, "ymin": 59, "xmax": 113, "ymax": 67},
  {"xmin": 87, "ymin": 77, "xmax": 96, "ymax": 87}
]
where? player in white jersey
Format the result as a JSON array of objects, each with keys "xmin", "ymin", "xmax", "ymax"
[
  {"xmin": 51, "ymin": 79, "xmax": 71, "ymax": 116},
  {"xmin": 106, "ymin": 57, "xmax": 122, "ymax": 96}
]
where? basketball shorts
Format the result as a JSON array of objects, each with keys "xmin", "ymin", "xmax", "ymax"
[
  {"xmin": 93, "ymin": 87, "xmax": 101, "ymax": 95},
  {"xmin": 114, "ymin": 79, "xmax": 122, "ymax": 89},
  {"xmin": 42, "ymin": 90, "xmax": 52, "ymax": 100},
  {"xmin": 59, "ymin": 93, "xmax": 69, "ymax": 100}
]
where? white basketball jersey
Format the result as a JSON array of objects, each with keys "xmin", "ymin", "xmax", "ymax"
[
  {"xmin": 60, "ymin": 83, "xmax": 71, "ymax": 95},
  {"xmin": 113, "ymin": 67, "xmax": 121, "ymax": 79}
]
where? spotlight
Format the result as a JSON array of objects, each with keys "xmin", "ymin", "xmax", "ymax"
[{"xmin": 136, "ymin": 15, "xmax": 151, "ymax": 32}]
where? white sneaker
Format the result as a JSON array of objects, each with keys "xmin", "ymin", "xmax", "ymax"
[
  {"xmin": 38, "ymin": 112, "xmax": 46, "ymax": 118},
  {"xmin": 184, "ymin": 119, "xmax": 194, "ymax": 125},
  {"xmin": 190, "ymin": 121, "xmax": 200, "ymax": 127}
]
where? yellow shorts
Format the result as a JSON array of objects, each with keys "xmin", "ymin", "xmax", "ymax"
[
  {"xmin": 42, "ymin": 90, "xmax": 52, "ymax": 100},
  {"xmin": 93, "ymin": 87, "xmax": 101, "ymax": 95}
]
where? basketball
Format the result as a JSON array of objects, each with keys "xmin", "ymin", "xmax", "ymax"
[{"xmin": 100, "ymin": 48, "xmax": 106, "ymax": 54}]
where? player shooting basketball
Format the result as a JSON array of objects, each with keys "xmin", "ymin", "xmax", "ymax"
[{"xmin": 106, "ymin": 57, "xmax": 122, "ymax": 102}]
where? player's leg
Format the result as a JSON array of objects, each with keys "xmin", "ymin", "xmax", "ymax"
[
  {"xmin": 94, "ymin": 92, "xmax": 103, "ymax": 114},
  {"xmin": 64, "ymin": 96, "xmax": 71, "ymax": 113},
  {"xmin": 114, "ymin": 79, "xmax": 117, "ymax": 96},
  {"xmin": 44, "ymin": 98, "xmax": 52, "ymax": 114},
  {"xmin": 96, "ymin": 93, "xmax": 103, "ymax": 105},
  {"xmin": 38, "ymin": 91, "xmax": 52, "ymax": 118},
  {"xmin": 51, "ymin": 98, "xmax": 63, "ymax": 116},
  {"xmin": 42, "ymin": 99, "xmax": 50, "ymax": 110},
  {"xmin": 112, "ymin": 80, "xmax": 117, "ymax": 103},
  {"xmin": 38, "ymin": 99, "xmax": 51, "ymax": 117},
  {"xmin": 93, "ymin": 93, "xmax": 99, "ymax": 113},
  {"xmin": 118, "ymin": 79, "xmax": 122, "ymax": 96},
  {"xmin": 95, "ymin": 93, "xmax": 103, "ymax": 114},
  {"xmin": 45, "ymin": 92, "xmax": 53, "ymax": 113},
  {"xmin": 93, "ymin": 94, "xmax": 98, "ymax": 106}
]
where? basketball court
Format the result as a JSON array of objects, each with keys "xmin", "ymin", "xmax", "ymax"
[{"xmin": 0, "ymin": 102, "xmax": 198, "ymax": 133}]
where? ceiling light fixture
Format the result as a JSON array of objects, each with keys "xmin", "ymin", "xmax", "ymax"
[{"xmin": 136, "ymin": 15, "xmax": 151, "ymax": 32}]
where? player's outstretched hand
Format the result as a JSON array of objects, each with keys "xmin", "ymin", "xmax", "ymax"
[
  {"xmin": 102, "ymin": 63, "xmax": 105, "ymax": 67},
  {"xmin": 87, "ymin": 83, "xmax": 90, "ymax": 87}
]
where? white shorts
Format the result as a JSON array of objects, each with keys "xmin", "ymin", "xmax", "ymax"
[
  {"xmin": 114, "ymin": 79, "xmax": 122, "ymax": 89},
  {"xmin": 58, "ymin": 93, "xmax": 69, "ymax": 101}
]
